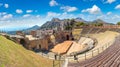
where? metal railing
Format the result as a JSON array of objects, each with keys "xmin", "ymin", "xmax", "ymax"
[{"xmin": 67, "ymin": 40, "xmax": 115, "ymax": 62}]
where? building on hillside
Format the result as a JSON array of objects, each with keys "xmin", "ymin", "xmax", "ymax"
[
  {"xmin": 30, "ymin": 30, "xmax": 37, "ymax": 37},
  {"xmin": 16, "ymin": 31, "xmax": 24, "ymax": 36},
  {"xmin": 36, "ymin": 30, "xmax": 54, "ymax": 38}
]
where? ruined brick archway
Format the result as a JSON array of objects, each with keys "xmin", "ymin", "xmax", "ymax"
[
  {"xmin": 20, "ymin": 39, "xmax": 26, "ymax": 47},
  {"xmin": 66, "ymin": 35, "xmax": 69, "ymax": 40}
]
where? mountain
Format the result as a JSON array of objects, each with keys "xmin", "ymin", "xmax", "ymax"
[
  {"xmin": 40, "ymin": 18, "xmax": 62, "ymax": 29},
  {"xmin": 0, "ymin": 35, "xmax": 53, "ymax": 67},
  {"xmin": 7, "ymin": 25, "xmax": 39, "ymax": 35},
  {"xmin": 90, "ymin": 19, "xmax": 114, "ymax": 25},
  {"xmin": 22, "ymin": 25, "xmax": 40, "ymax": 34},
  {"xmin": 92, "ymin": 19, "xmax": 107, "ymax": 24},
  {"xmin": 40, "ymin": 17, "xmax": 87, "ymax": 30},
  {"xmin": 23, "ymin": 25, "xmax": 40, "ymax": 31},
  {"xmin": 40, "ymin": 18, "xmax": 115, "ymax": 30},
  {"xmin": 75, "ymin": 17, "xmax": 87, "ymax": 22}
]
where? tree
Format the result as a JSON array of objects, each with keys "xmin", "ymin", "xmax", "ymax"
[
  {"xmin": 97, "ymin": 23, "xmax": 103, "ymax": 26},
  {"xmin": 75, "ymin": 22, "xmax": 85, "ymax": 27},
  {"xmin": 117, "ymin": 22, "xmax": 120, "ymax": 25},
  {"xmin": 70, "ymin": 19, "xmax": 75, "ymax": 27},
  {"xmin": 91, "ymin": 23, "xmax": 103, "ymax": 26},
  {"xmin": 65, "ymin": 25, "xmax": 72, "ymax": 30},
  {"xmin": 64, "ymin": 19, "xmax": 75, "ymax": 30}
]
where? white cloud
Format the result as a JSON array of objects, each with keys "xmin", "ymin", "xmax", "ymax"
[
  {"xmin": 16, "ymin": 9, "xmax": 23, "ymax": 14},
  {"xmin": 23, "ymin": 14, "xmax": 31, "ymax": 18},
  {"xmin": 4, "ymin": 4, "xmax": 9, "ymax": 8},
  {"xmin": 0, "ymin": 12, "xmax": 7, "ymax": 16},
  {"xmin": 0, "ymin": 14, "xmax": 13, "ymax": 20},
  {"xmin": 0, "ymin": 17, "xmax": 44, "ymax": 31},
  {"xmin": 47, "ymin": 12, "xmax": 60, "ymax": 17},
  {"xmin": 81, "ymin": 5, "xmax": 101, "ymax": 14},
  {"xmin": 36, "ymin": 15, "xmax": 40, "ymax": 18},
  {"xmin": 0, "ymin": 3, "xmax": 9, "ymax": 8},
  {"xmin": 83, "ymin": 0, "xmax": 97, "ymax": 2},
  {"xmin": 106, "ymin": 0, "xmax": 116, "ymax": 4},
  {"xmin": 107, "ymin": 12, "xmax": 112, "ymax": 15},
  {"xmin": 59, "ymin": 12, "xmax": 76, "ymax": 19},
  {"xmin": 113, "ymin": 15, "xmax": 120, "ymax": 19},
  {"xmin": 46, "ymin": 12, "xmax": 78, "ymax": 20},
  {"xmin": 3, "ymin": 14, "xmax": 12, "ymax": 19},
  {"xmin": 115, "ymin": 4, "xmax": 120, "ymax": 9},
  {"xmin": 26, "ymin": 10, "xmax": 33, "ymax": 13},
  {"xmin": 49, "ymin": 0, "xmax": 58, "ymax": 7},
  {"xmin": 60, "ymin": 6, "xmax": 78, "ymax": 12},
  {"xmin": 96, "ymin": 14, "xmax": 120, "ymax": 24},
  {"xmin": 111, "ymin": 15, "xmax": 120, "ymax": 23}
]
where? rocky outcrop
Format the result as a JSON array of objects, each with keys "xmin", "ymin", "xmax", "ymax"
[{"xmin": 40, "ymin": 18, "xmax": 87, "ymax": 30}]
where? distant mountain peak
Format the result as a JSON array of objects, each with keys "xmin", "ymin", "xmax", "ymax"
[
  {"xmin": 76, "ymin": 17, "xmax": 83, "ymax": 20},
  {"xmin": 75, "ymin": 17, "xmax": 86, "ymax": 22},
  {"xmin": 51, "ymin": 18, "xmax": 60, "ymax": 22},
  {"xmin": 32, "ymin": 25, "xmax": 39, "ymax": 28},
  {"xmin": 93, "ymin": 19, "xmax": 107, "ymax": 23},
  {"xmin": 24, "ymin": 25, "xmax": 39, "ymax": 31}
]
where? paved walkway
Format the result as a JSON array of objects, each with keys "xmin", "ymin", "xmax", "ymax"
[{"xmin": 62, "ymin": 58, "xmax": 68, "ymax": 67}]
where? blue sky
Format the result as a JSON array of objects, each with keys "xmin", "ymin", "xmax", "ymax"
[{"xmin": 0, "ymin": 0, "xmax": 120, "ymax": 31}]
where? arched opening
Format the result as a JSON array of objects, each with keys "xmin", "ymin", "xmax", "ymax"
[
  {"xmin": 39, "ymin": 45, "xmax": 41, "ymax": 49},
  {"xmin": 71, "ymin": 38, "xmax": 74, "ymax": 40},
  {"xmin": 20, "ymin": 39, "xmax": 26, "ymax": 47},
  {"xmin": 66, "ymin": 35, "xmax": 69, "ymax": 40},
  {"xmin": 34, "ymin": 44, "xmax": 41, "ymax": 52}
]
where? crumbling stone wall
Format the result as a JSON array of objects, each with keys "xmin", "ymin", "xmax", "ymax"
[
  {"xmin": 30, "ymin": 30, "xmax": 37, "ymax": 37},
  {"xmin": 14, "ymin": 30, "xmax": 74, "ymax": 51},
  {"xmin": 54, "ymin": 31, "xmax": 74, "ymax": 43},
  {"xmin": 16, "ymin": 31, "xmax": 24, "ymax": 36}
]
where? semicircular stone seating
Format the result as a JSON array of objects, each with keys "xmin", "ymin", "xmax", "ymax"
[{"xmin": 68, "ymin": 35, "xmax": 120, "ymax": 67}]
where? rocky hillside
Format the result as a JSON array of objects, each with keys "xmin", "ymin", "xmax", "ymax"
[
  {"xmin": 40, "ymin": 18, "xmax": 113, "ymax": 30},
  {"xmin": 40, "ymin": 18, "xmax": 86, "ymax": 30},
  {"xmin": 40, "ymin": 18, "xmax": 62, "ymax": 29},
  {"xmin": 90, "ymin": 19, "xmax": 114, "ymax": 25}
]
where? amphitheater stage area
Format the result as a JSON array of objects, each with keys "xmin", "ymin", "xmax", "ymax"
[
  {"xmin": 51, "ymin": 37, "xmax": 95, "ymax": 56},
  {"xmin": 51, "ymin": 41, "xmax": 73, "ymax": 55}
]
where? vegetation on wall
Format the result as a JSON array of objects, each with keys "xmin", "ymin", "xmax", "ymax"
[{"xmin": 117, "ymin": 22, "xmax": 120, "ymax": 25}]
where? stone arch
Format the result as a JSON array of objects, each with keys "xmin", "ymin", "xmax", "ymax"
[
  {"xmin": 20, "ymin": 39, "xmax": 26, "ymax": 47},
  {"xmin": 39, "ymin": 45, "xmax": 41, "ymax": 49},
  {"xmin": 66, "ymin": 35, "xmax": 69, "ymax": 40},
  {"xmin": 34, "ymin": 44, "xmax": 42, "ymax": 52}
]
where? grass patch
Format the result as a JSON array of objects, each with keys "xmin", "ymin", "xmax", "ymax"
[{"xmin": 0, "ymin": 35, "xmax": 59, "ymax": 67}]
